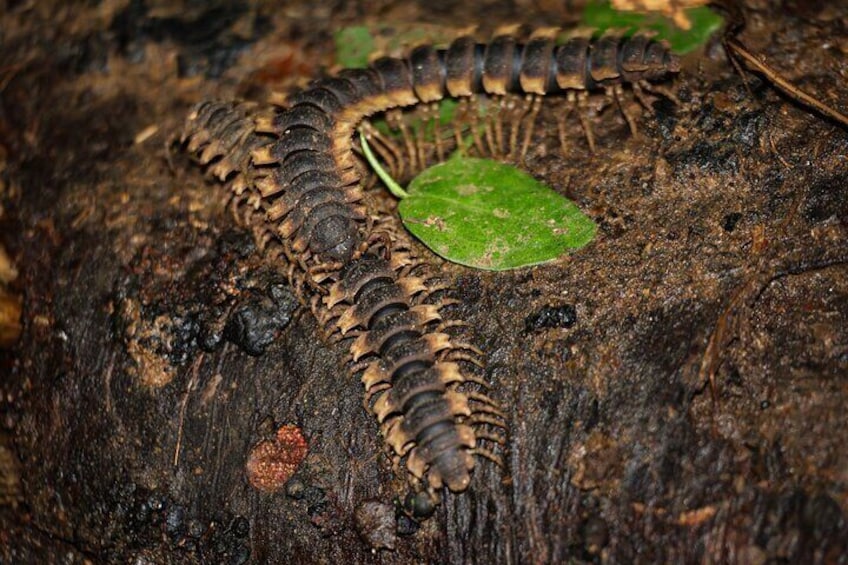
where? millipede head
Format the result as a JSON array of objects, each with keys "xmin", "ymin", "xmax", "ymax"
[
  {"xmin": 403, "ymin": 490, "xmax": 438, "ymax": 519},
  {"xmin": 627, "ymin": 35, "xmax": 680, "ymax": 82}
]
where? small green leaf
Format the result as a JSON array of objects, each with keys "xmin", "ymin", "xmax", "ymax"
[
  {"xmin": 334, "ymin": 26, "xmax": 375, "ymax": 69},
  {"xmin": 398, "ymin": 156, "xmax": 597, "ymax": 271},
  {"xmin": 581, "ymin": 1, "xmax": 723, "ymax": 54}
]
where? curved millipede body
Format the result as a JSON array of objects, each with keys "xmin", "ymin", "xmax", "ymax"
[
  {"xmin": 181, "ymin": 100, "xmax": 267, "ymax": 187},
  {"xmin": 180, "ymin": 101, "xmax": 327, "ymax": 284},
  {"xmin": 180, "ymin": 100, "xmax": 505, "ymax": 503},
  {"xmin": 246, "ymin": 31, "xmax": 680, "ymax": 264}
]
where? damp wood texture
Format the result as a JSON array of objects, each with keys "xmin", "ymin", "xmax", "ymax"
[{"xmin": 3, "ymin": 1, "xmax": 848, "ymax": 563}]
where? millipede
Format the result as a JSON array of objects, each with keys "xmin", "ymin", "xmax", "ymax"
[
  {"xmin": 244, "ymin": 29, "xmax": 681, "ymax": 266},
  {"xmin": 320, "ymin": 248, "xmax": 505, "ymax": 513},
  {"xmin": 179, "ymin": 27, "xmax": 682, "ymax": 519}
]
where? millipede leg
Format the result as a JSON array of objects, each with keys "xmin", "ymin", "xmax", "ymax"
[
  {"xmin": 473, "ymin": 447, "xmax": 504, "ymax": 467},
  {"xmin": 557, "ymin": 97, "xmax": 575, "ymax": 156},
  {"xmin": 414, "ymin": 282, "xmax": 453, "ymax": 302},
  {"xmin": 245, "ymin": 206, "xmax": 261, "ymax": 232},
  {"xmin": 392, "ymin": 257, "xmax": 427, "ymax": 277},
  {"xmin": 636, "ymin": 80, "xmax": 681, "ymax": 106},
  {"xmin": 453, "ymin": 98, "xmax": 470, "ymax": 152},
  {"xmin": 285, "ymin": 261, "xmax": 300, "ymax": 293},
  {"xmin": 312, "ymin": 295, "xmax": 342, "ymax": 337},
  {"xmin": 306, "ymin": 259, "xmax": 343, "ymax": 288},
  {"xmin": 435, "ymin": 319, "xmax": 472, "ymax": 332},
  {"xmin": 429, "ymin": 102, "xmax": 446, "ymax": 163},
  {"xmin": 468, "ymin": 96, "xmax": 486, "ymax": 156},
  {"xmin": 461, "ymin": 373, "xmax": 490, "ymax": 388},
  {"xmin": 414, "ymin": 106, "xmax": 429, "ymax": 173},
  {"xmin": 445, "ymin": 351, "xmax": 485, "ymax": 367},
  {"xmin": 364, "ymin": 229, "xmax": 393, "ymax": 261},
  {"xmin": 612, "ymin": 84, "xmax": 639, "ymax": 138},
  {"xmin": 519, "ymin": 94, "xmax": 543, "ymax": 163},
  {"xmin": 227, "ymin": 196, "xmax": 242, "ymax": 225},
  {"xmin": 467, "ymin": 391, "xmax": 507, "ymax": 417},
  {"xmin": 388, "ymin": 109, "xmax": 418, "ymax": 174},
  {"xmin": 432, "ymin": 297, "xmax": 461, "ymax": 308},
  {"xmin": 630, "ymin": 81, "xmax": 655, "ymax": 114},
  {"xmin": 576, "ymin": 91, "xmax": 597, "ymax": 153},
  {"xmin": 359, "ymin": 121, "xmax": 405, "ymax": 181},
  {"xmin": 481, "ymin": 96, "xmax": 497, "ymax": 157},
  {"xmin": 256, "ymin": 230, "xmax": 274, "ymax": 253},
  {"xmin": 470, "ymin": 413, "xmax": 507, "ymax": 429},
  {"xmin": 471, "ymin": 403, "xmax": 507, "ymax": 421},
  {"xmin": 348, "ymin": 357, "xmax": 372, "ymax": 377},
  {"xmin": 474, "ymin": 431, "xmax": 507, "ymax": 445},
  {"xmin": 261, "ymin": 239, "xmax": 280, "ymax": 261},
  {"xmin": 451, "ymin": 339, "xmax": 483, "ymax": 356},
  {"xmin": 363, "ymin": 381, "xmax": 391, "ymax": 406},
  {"xmin": 494, "ymin": 96, "xmax": 507, "ymax": 157},
  {"xmin": 507, "ymin": 95, "xmax": 531, "ymax": 160}
]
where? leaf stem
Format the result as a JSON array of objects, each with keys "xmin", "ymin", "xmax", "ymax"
[{"xmin": 359, "ymin": 130, "xmax": 409, "ymax": 199}]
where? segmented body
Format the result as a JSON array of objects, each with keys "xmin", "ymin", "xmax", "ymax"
[
  {"xmin": 245, "ymin": 31, "xmax": 679, "ymax": 265},
  {"xmin": 181, "ymin": 100, "xmax": 500, "ymax": 504},
  {"xmin": 324, "ymin": 252, "xmax": 492, "ymax": 493},
  {"xmin": 182, "ymin": 100, "xmax": 266, "ymax": 185},
  {"xmin": 181, "ymin": 101, "xmax": 303, "ymax": 273},
  {"xmin": 179, "ymin": 30, "xmax": 678, "ymax": 506}
]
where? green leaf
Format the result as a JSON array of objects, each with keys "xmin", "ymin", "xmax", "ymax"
[
  {"xmin": 398, "ymin": 156, "xmax": 597, "ymax": 271},
  {"xmin": 334, "ymin": 26, "xmax": 375, "ymax": 69},
  {"xmin": 581, "ymin": 1, "xmax": 723, "ymax": 54}
]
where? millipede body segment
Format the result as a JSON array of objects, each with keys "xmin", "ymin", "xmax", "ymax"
[
  {"xmin": 324, "ymin": 253, "xmax": 492, "ymax": 493},
  {"xmin": 182, "ymin": 100, "xmax": 268, "ymax": 187}
]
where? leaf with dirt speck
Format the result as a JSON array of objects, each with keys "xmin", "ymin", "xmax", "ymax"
[{"xmin": 398, "ymin": 155, "xmax": 597, "ymax": 270}]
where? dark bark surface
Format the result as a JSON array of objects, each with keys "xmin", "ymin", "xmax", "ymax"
[{"xmin": 1, "ymin": 1, "xmax": 847, "ymax": 563}]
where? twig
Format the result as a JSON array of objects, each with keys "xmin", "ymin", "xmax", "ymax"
[{"xmin": 724, "ymin": 37, "xmax": 848, "ymax": 130}]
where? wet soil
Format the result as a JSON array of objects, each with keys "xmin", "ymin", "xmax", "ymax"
[{"xmin": 1, "ymin": 1, "xmax": 846, "ymax": 563}]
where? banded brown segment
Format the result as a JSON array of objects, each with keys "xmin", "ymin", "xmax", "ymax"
[
  {"xmin": 181, "ymin": 101, "xmax": 265, "ymax": 183},
  {"xmin": 409, "ymin": 45, "xmax": 444, "ymax": 103},
  {"xmin": 252, "ymin": 97, "xmax": 368, "ymax": 264},
  {"xmin": 324, "ymin": 252, "xmax": 496, "ymax": 493},
  {"xmin": 418, "ymin": 31, "xmax": 680, "ymax": 99},
  {"xmin": 481, "ymin": 35, "xmax": 517, "ymax": 95}
]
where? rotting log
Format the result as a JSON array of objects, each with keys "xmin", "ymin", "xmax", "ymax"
[{"xmin": 1, "ymin": 1, "xmax": 847, "ymax": 562}]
